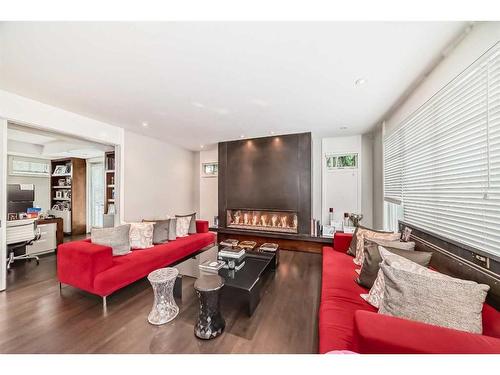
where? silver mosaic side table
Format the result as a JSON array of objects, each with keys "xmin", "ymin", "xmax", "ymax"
[{"xmin": 147, "ymin": 267, "xmax": 179, "ymax": 325}]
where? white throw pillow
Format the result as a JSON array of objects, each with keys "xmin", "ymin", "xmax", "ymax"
[
  {"xmin": 129, "ymin": 222, "xmax": 154, "ymax": 249},
  {"xmin": 176, "ymin": 216, "xmax": 191, "ymax": 237}
]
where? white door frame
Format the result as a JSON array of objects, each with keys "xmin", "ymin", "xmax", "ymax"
[{"xmin": 0, "ymin": 119, "xmax": 8, "ymax": 291}]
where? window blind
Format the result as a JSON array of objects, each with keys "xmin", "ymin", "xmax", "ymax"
[{"xmin": 384, "ymin": 42, "xmax": 500, "ymax": 257}]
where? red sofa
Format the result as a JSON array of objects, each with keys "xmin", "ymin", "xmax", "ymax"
[
  {"xmin": 319, "ymin": 232, "xmax": 500, "ymax": 354},
  {"xmin": 57, "ymin": 220, "xmax": 215, "ymax": 298}
]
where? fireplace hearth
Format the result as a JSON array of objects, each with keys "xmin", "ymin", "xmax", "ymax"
[{"xmin": 227, "ymin": 209, "xmax": 298, "ymax": 234}]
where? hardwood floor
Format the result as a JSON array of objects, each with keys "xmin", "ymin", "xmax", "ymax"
[{"xmin": 0, "ymin": 250, "xmax": 322, "ymax": 353}]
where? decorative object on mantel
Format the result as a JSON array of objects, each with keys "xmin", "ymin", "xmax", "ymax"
[
  {"xmin": 401, "ymin": 227, "xmax": 412, "ymax": 242},
  {"xmin": 238, "ymin": 240, "xmax": 257, "ymax": 250},
  {"xmin": 348, "ymin": 213, "xmax": 364, "ymax": 227},
  {"xmin": 322, "ymin": 225, "xmax": 335, "ymax": 238}
]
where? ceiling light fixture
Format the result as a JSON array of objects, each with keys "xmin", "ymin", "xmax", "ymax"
[
  {"xmin": 142, "ymin": 122, "xmax": 149, "ymax": 128},
  {"xmin": 240, "ymin": 135, "xmax": 245, "ymax": 139},
  {"xmin": 354, "ymin": 78, "xmax": 367, "ymax": 87},
  {"xmin": 200, "ymin": 145, "xmax": 204, "ymax": 149},
  {"xmin": 270, "ymin": 131, "xmax": 275, "ymax": 135}
]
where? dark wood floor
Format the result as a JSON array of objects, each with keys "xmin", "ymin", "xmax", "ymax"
[{"xmin": 0, "ymin": 249, "xmax": 322, "ymax": 353}]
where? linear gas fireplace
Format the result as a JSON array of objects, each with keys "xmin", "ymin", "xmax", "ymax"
[{"xmin": 227, "ymin": 209, "xmax": 298, "ymax": 233}]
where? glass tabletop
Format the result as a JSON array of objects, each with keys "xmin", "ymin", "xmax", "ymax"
[{"xmin": 217, "ymin": 251, "xmax": 274, "ymax": 291}]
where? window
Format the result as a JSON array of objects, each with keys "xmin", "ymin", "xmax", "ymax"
[
  {"xmin": 202, "ymin": 162, "xmax": 218, "ymax": 177},
  {"xmin": 384, "ymin": 42, "xmax": 500, "ymax": 257},
  {"xmin": 325, "ymin": 153, "xmax": 358, "ymax": 170},
  {"xmin": 9, "ymin": 156, "xmax": 50, "ymax": 177}
]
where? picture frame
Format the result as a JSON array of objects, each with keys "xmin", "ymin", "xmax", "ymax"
[{"xmin": 53, "ymin": 165, "xmax": 69, "ymax": 175}]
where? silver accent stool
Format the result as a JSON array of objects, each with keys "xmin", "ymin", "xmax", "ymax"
[{"xmin": 147, "ymin": 268, "xmax": 179, "ymax": 325}]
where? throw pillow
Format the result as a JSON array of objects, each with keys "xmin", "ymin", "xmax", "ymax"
[
  {"xmin": 361, "ymin": 246, "xmax": 398, "ymax": 308},
  {"xmin": 175, "ymin": 215, "xmax": 191, "ymax": 237},
  {"xmin": 347, "ymin": 226, "xmax": 397, "ymax": 257},
  {"xmin": 353, "ymin": 229, "xmax": 401, "ymax": 265},
  {"xmin": 379, "ymin": 254, "xmax": 490, "ymax": 334},
  {"xmin": 129, "ymin": 222, "xmax": 154, "ymax": 249},
  {"xmin": 143, "ymin": 219, "xmax": 171, "ymax": 244},
  {"xmin": 357, "ymin": 239, "xmax": 431, "ymax": 289},
  {"xmin": 91, "ymin": 224, "xmax": 131, "ymax": 256},
  {"xmin": 175, "ymin": 213, "xmax": 196, "ymax": 234},
  {"xmin": 168, "ymin": 218, "xmax": 177, "ymax": 240}
]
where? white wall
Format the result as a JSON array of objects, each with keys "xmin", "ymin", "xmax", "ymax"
[
  {"xmin": 199, "ymin": 148, "xmax": 218, "ymax": 225},
  {"xmin": 321, "ymin": 136, "xmax": 362, "ymax": 225},
  {"xmin": 372, "ymin": 22, "xmax": 500, "ymax": 227},
  {"xmin": 123, "ymin": 130, "xmax": 197, "ymax": 222}
]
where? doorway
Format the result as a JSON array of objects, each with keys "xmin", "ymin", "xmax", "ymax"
[{"xmin": 88, "ymin": 160, "xmax": 104, "ymax": 228}]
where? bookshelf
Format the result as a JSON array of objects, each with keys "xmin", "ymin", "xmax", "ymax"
[{"xmin": 50, "ymin": 158, "xmax": 87, "ymax": 235}]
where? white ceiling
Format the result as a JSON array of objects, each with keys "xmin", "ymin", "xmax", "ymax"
[{"xmin": 0, "ymin": 22, "xmax": 466, "ymax": 150}]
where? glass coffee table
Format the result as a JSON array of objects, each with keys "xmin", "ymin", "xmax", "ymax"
[{"xmin": 215, "ymin": 246, "xmax": 276, "ymax": 316}]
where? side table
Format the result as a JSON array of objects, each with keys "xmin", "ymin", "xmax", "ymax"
[
  {"xmin": 194, "ymin": 273, "xmax": 225, "ymax": 339},
  {"xmin": 147, "ymin": 267, "xmax": 180, "ymax": 325}
]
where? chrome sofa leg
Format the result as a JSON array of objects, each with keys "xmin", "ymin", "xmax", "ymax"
[
  {"xmin": 59, "ymin": 282, "xmax": 62, "ymax": 292},
  {"xmin": 103, "ymin": 296, "xmax": 107, "ymax": 310}
]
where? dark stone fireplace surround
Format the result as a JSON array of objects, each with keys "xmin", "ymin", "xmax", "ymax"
[{"xmin": 218, "ymin": 132, "xmax": 312, "ymax": 237}]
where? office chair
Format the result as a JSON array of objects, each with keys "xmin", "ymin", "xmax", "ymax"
[{"xmin": 6, "ymin": 219, "xmax": 41, "ymax": 270}]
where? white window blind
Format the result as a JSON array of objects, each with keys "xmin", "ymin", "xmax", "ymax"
[{"xmin": 384, "ymin": 42, "xmax": 500, "ymax": 257}]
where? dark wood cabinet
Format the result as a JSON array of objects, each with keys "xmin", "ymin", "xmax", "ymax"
[{"xmin": 50, "ymin": 158, "xmax": 87, "ymax": 235}]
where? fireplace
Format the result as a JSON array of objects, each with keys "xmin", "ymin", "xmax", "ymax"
[{"xmin": 226, "ymin": 209, "xmax": 298, "ymax": 233}]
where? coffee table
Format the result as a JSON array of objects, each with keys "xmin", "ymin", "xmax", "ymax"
[{"xmin": 217, "ymin": 249, "xmax": 275, "ymax": 316}]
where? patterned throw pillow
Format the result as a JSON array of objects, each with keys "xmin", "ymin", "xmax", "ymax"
[
  {"xmin": 175, "ymin": 213, "xmax": 196, "ymax": 235},
  {"xmin": 129, "ymin": 222, "xmax": 154, "ymax": 249},
  {"xmin": 353, "ymin": 230, "xmax": 401, "ymax": 265},
  {"xmin": 175, "ymin": 216, "xmax": 191, "ymax": 237},
  {"xmin": 347, "ymin": 226, "xmax": 394, "ymax": 257},
  {"xmin": 361, "ymin": 246, "xmax": 399, "ymax": 308},
  {"xmin": 380, "ymin": 253, "xmax": 490, "ymax": 334}
]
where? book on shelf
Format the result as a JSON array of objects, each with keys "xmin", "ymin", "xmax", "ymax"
[{"xmin": 220, "ymin": 239, "xmax": 239, "ymax": 247}]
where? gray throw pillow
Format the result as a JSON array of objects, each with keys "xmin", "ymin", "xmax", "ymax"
[
  {"xmin": 168, "ymin": 218, "xmax": 177, "ymax": 241},
  {"xmin": 175, "ymin": 213, "xmax": 196, "ymax": 234},
  {"xmin": 143, "ymin": 219, "xmax": 170, "ymax": 244},
  {"xmin": 152, "ymin": 220, "xmax": 170, "ymax": 244},
  {"xmin": 91, "ymin": 224, "xmax": 131, "ymax": 256},
  {"xmin": 379, "ymin": 255, "xmax": 490, "ymax": 334},
  {"xmin": 357, "ymin": 239, "xmax": 431, "ymax": 289}
]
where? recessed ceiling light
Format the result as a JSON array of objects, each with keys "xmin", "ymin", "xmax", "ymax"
[
  {"xmin": 270, "ymin": 131, "xmax": 275, "ymax": 135},
  {"xmin": 142, "ymin": 122, "xmax": 149, "ymax": 128},
  {"xmin": 240, "ymin": 135, "xmax": 245, "ymax": 138},
  {"xmin": 354, "ymin": 78, "xmax": 367, "ymax": 87},
  {"xmin": 340, "ymin": 126, "xmax": 348, "ymax": 130}
]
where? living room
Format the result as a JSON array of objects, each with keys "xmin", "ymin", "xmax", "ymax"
[{"xmin": 1, "ymin": 1, "xmax": 499, "ymax": 373}]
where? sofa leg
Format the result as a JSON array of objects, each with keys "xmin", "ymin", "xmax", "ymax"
[
  {"xmin": 103, "ymin": 296, "xmax": 107, "ymax": 310},
  {"xmin": 59, "ymin": 282, "xmax": 62, "ymax": 293}
]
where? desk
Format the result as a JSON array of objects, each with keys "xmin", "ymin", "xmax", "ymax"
[{"xmin": 38, "ymin": 218, "xmax": 64, "ymax": 245}]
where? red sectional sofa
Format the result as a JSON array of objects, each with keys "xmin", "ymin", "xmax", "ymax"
[
  {"xmin": 57, "ymin": 220, "xmax": 215, "ymax": 298},
  {"xmin": 319, "ymin": 232, "xmax": 500, "ymax": 354}
]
